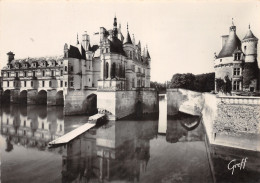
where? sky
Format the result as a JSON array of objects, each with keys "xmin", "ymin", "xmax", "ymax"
[{"xmin": 0, "ymin": 0, "xmax": 260, "ymax": 82}]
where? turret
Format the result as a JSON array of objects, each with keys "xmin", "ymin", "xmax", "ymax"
[
  {"xmin": 242, "ymin": 24, "xmax": 258, "ymax": 63},
  {"xmin": 7, "ymin": 51, "xmax": 15, "ymax": 63},
  {"xmin": 64, "ymin": 44, "xmax": 68, "ymax": 58},
  {"xmin": 82, "ymin": 32, "xmax": 90, "ymax": 51},
  {"xmin": 112, "ymin": 16, "xmax": 118, "ymax": 38}
]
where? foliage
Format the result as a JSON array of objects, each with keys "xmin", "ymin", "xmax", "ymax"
[
  {"xmin": 169, "ymin": 72, "xmax": 215, "ymax": 92},
  {"xmin": 150, "ymin": 81, "xmax": 167, "ymax": 94},
  {"xmin": 243, "ymin": 61, "xmax": 259, "ymax": 87},
  {"xmin": 215, "ymin": 75, "xmax": 232, "ymax": 94}
]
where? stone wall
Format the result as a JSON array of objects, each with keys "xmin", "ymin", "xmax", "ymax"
[
  {"xmin": 167, "ymin": 88, "xmax": 204, "ymax": 116},
  {"xmin": 213, "ymin": 96, "xmax": 260, "ymax": 135},
  {"xmin": 97, "ymin": 88, "xmax": 158, "ymax": 120},
  {"xmin": 64, "ymin": 89, "xmax": 97, "ymax": 115}
]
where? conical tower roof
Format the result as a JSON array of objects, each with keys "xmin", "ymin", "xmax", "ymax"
[
  {"xmin": 218, "ymin": 27, "xmax": 241, "ymax": 58},
  {"xmin": 243, "ymin": 25, "xmax": 258, "ymax": 41},
  {"xmin": 124, "ymin": 23, "xmax": 132, "ymax": 44}
]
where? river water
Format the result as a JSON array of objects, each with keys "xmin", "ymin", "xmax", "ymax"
[{"xmin": 1, "ymin": 96, "xmax": 260, "ymax": 183}]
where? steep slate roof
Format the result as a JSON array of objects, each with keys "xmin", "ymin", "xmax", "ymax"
[
  {"xmin": 124, "ymin": 32, "xmax": 132, "ymax": 44},
  {"xmin": 218, "ymin": 31, "xmax": 241, "ymax": 58},
  {"xmin": 68, "ymin": 45, "xmax": 86, "ymax": 60},
  {"xmin": 109, "ymin": 37, "xmax": 126, "ymax": 56},
  {"xmin": 243, "ymin": 29, "xmax": 258, "ymax": 41}
]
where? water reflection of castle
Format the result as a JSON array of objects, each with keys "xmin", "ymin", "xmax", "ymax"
[
  {"xmin": 0, "ymin": 105, "xmax": 64, "ymax": 150},
  {"xmin": 62, "ymin": 120, "xmax": 158, "ymax": 183}
]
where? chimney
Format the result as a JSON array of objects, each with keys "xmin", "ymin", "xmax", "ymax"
[
  {"xmin": 7, "ymin": 51, "xmax": 15, "ymax": 63},
  {"xmin": 221, "ymin": 35, "xmax": 228, "ymax": 48}
]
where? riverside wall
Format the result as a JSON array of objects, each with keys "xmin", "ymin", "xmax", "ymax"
[
  {"xmin": 97, "ymin": 88, "xmax": 159, "ymax": 120},
  {"xmin": 167, "ymin": 88, "xmax": 260, "ymax": 151}
]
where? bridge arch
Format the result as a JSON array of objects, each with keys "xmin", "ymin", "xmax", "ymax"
[
  {"xmin": 56, "ymin": 90, "xmax": 64, "ymax": 106},
  {"xmin": 20, "ymin": 90, "xmax": 27, "ymax": 105},
  {"xmin": 37, "ymin": 90, "xmax": 47, "ymax": 105},
  {"xmin": 2, "ymin": 90, "xmax": 11, "ymax": 104},
  {"xmin": 84, "ymin": 93, "xmax": 97, "ymax": 115}
]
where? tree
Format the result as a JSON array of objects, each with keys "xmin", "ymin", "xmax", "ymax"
[{"xmin": 170, "ymin": 73, "xmax": 195, "ymax": 90}]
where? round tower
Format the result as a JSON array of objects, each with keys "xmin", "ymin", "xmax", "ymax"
[
  {"xmin": 241, "ymin": 25, "xmax": 259, "ymax": 92},
  {"xmin": 242, "ymin": 25, "xmax": 258, "ymax": 63}
]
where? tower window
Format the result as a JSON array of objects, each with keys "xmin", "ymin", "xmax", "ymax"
[
  {"xmin": 233, "ymin": 68, "xmax": 241, "ymax": 76},
  {"xmin": 244, "ymin": 46, "xmax": 247, "ymax": 51},
  {"xmin": 70, "ymin": 81, "xmax": 74, "ymax": 87},
  {"xmin": 65, "ymin": 66, "xmax": 67, "ymax": 71},
  {"xmin": 60, "ymin": 70, "xmax": 63, "ymax": 76},
  {"xmin": 51, "ymin": 70, "xmax": 54, "ymax": 76},
  {"xmin": 233, "ymin": 81, "xmax": 240, "ymax": 91},
  {"xmin": 71, "ymin": 66, "xmax": 73, "ymax": 72},
  {"xmin": 7, "ymin": 81, "xmax": 9, "ymax": 87},
  {"xmin": 49, "ymin": 81, "xmax": 52, "ymax": 87},
  {"xmin": 234, "ymin": 53, "xmax": 241, "ymax": 61},
  {"xmin": 65, "ymin": 82, "xmax": 67, "ymax": 87},
  {"xmin": 31, "ymin": 81, "xmax": 33, "ymax": 87},
  {"xmin": 60, "ymin": 81, "xmax": 63, "ymax": 87},
  {"xmin": 24, "ymin": 71, "xmax": 27, "ymax": 77},
  {"xmin": 42, "ymin": 70, "xmax": 45, "ymax": 76},
  {"xmin": 24, "ymin": 81, "xmax": 26, "ymax": 87},
  {"xmin": 220, "ymin": 59, "xmax": 222, "ymax": 62},
  {"xmin": 42, "ymin": 81, "xmax": 45, "ymax": 87}
]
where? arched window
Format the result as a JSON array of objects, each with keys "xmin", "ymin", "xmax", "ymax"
[
  {"xmin": 42, "ymin": 70, "xmax": 45, "ymax": 76},
  {"xmin": 111, "ymin": 63, "xmax": 116, "ymax": 78},
  {"xmin": 105, "ymin": 62, "xmax": 109, "ymax": 79},
  {"xmin": 49, "ymin": 81, "xmax": 52, "ymax": 87}
]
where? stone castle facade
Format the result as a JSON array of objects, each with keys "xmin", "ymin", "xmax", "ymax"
[
  {"xmin": 214, "ymin": 21, "xmax": 259, "ymax": 93},
  {"xmin": 1, "ymin": 16, "xmax": 158, "ymax": 119},
  {"xmin": 1, "ymin": 16, "xmax": 151, "ymax": 102}
]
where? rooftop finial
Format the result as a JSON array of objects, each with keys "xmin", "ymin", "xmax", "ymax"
[
  {"xmin": 232, "ymin": 18, "xmax": 234, "ymax": 26},
  {"xmin": 77, "ymin": 33, "xmax": 79, "ymax": 44},
  {"xmin": 249, "ymin": 24, "xmax": 251, "ymax": 29},
  {"xmin": 127, "ymin": 22, "xmax": 129, "ymax": 31}
]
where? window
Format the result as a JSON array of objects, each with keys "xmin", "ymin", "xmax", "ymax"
[
  {"xmin": 49, "ymin": 81, "xmax": 52, "ymax": 87},
  {"xmin": 220, "ymin": 59, "xmax": 222, "ymax": 62},
  {"xmin": 70, "ymin": 81, "xmax": 73, "ymax": 87},
  {"xmin": 31, "ymin": 81, "xmax": 33, "ymax": 87},
  {"xmin": 233, "ymin": 68, "xmax": 240, "ymax": 76},
  {"xmin": 61, "ymin": 61, "xmax": 63, "ymax": 65},
  {"xmin": 234, "ymin": 53, "xmax": 241, "ymax": 60},
  {"xmin": 24, "ymin": 81, "xmax": 26, "ymax": 87},
  {"xmin": 24, "ymin": 120, "xmax": 26, "ymax": 127},
  {"xmin": 60, "ymin": 81, "xmax": 63, "ymax": 87},
  {"xmin": 106, "ymin": 48, "xmax": 109, "ymax": 53},
  {"xmin": 65, "ymin": 66, "xmax": 67, "ymax": 71},
  {"xmin": 7, "ymin": 81, "xmax": 9, "ymax": 87},
  {"xmin": 71, "ymin": 66, "xmax": 73, "ymax": 72},
  {"xmin": 105, "ymin": 62, "xmax": 109, "ymax": 79},
  {"xmin": 24, "ymin": 71, "xmax": 27, "ymax": 77},
  {"xmin": 7, "ymin": 72, "xmax": 10, "ymax": 77},
  {"xmin": 51, "ymin": 70, "xmax": 54, "ymax": 76},
  {"xmin": 33, "ymin": 71, "xmax": 36, "ymax": 77},
  {"xmin": 132, "ymin": 78, "xmax": 135, "ymax": 88},
  {"xmin": 111, "ymin": 63, "xmax": 116, "ymax": 78},
  {"xmin": 42, "ymin": 70, "xmax": 45, "ymax": 76},
  {"xmin": 42, "ymin": 81, "xmax": 45, "ymax": 87},
  {"xmin": 233, "ymin": 81, "xmax": 240, "ymax": 91},
  {"xmin": 16, "ymin": 72, "xmax": 18, "ymax": 78},
  {"xmin": 89, "ymin": 78, "xmax": 90, "ymax": 82},
  {"xmin": 244, "ymin": 46, "xmax": 247, "ymax": 52},
  {"xmin": 42, "ymin": 123, "xmax": 44, "ymax": 129},
  {"xmin": 60, "ymin": 70, "xmax": 63, "ymax": 76},
  {"xmin": 65, "ymin": 82, "xmax": 67, "ymax": 87}
]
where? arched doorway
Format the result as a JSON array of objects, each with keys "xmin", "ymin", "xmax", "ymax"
[
  {"xmin": 2, "ymin": 90, "xmax": 11, "ymax": 104},
  {"xmin": 56, "ymin": 90, "xmax": 64, "ymax": 106},
  {"xmin": 20, "ymin": 90, "xmax": 27, "ymax": 105},
  {"xmin": 84, "ymin": 94, "xmax": 97, "ymax": 115},
  {"xmin": 37, "ymin": 90, "xmax": 47, "ymax": 105}
]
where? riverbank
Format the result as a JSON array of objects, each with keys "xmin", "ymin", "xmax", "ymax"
[{"xmin": 167, "ymin": 88, "xmax": 260, "ymax": 152}]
